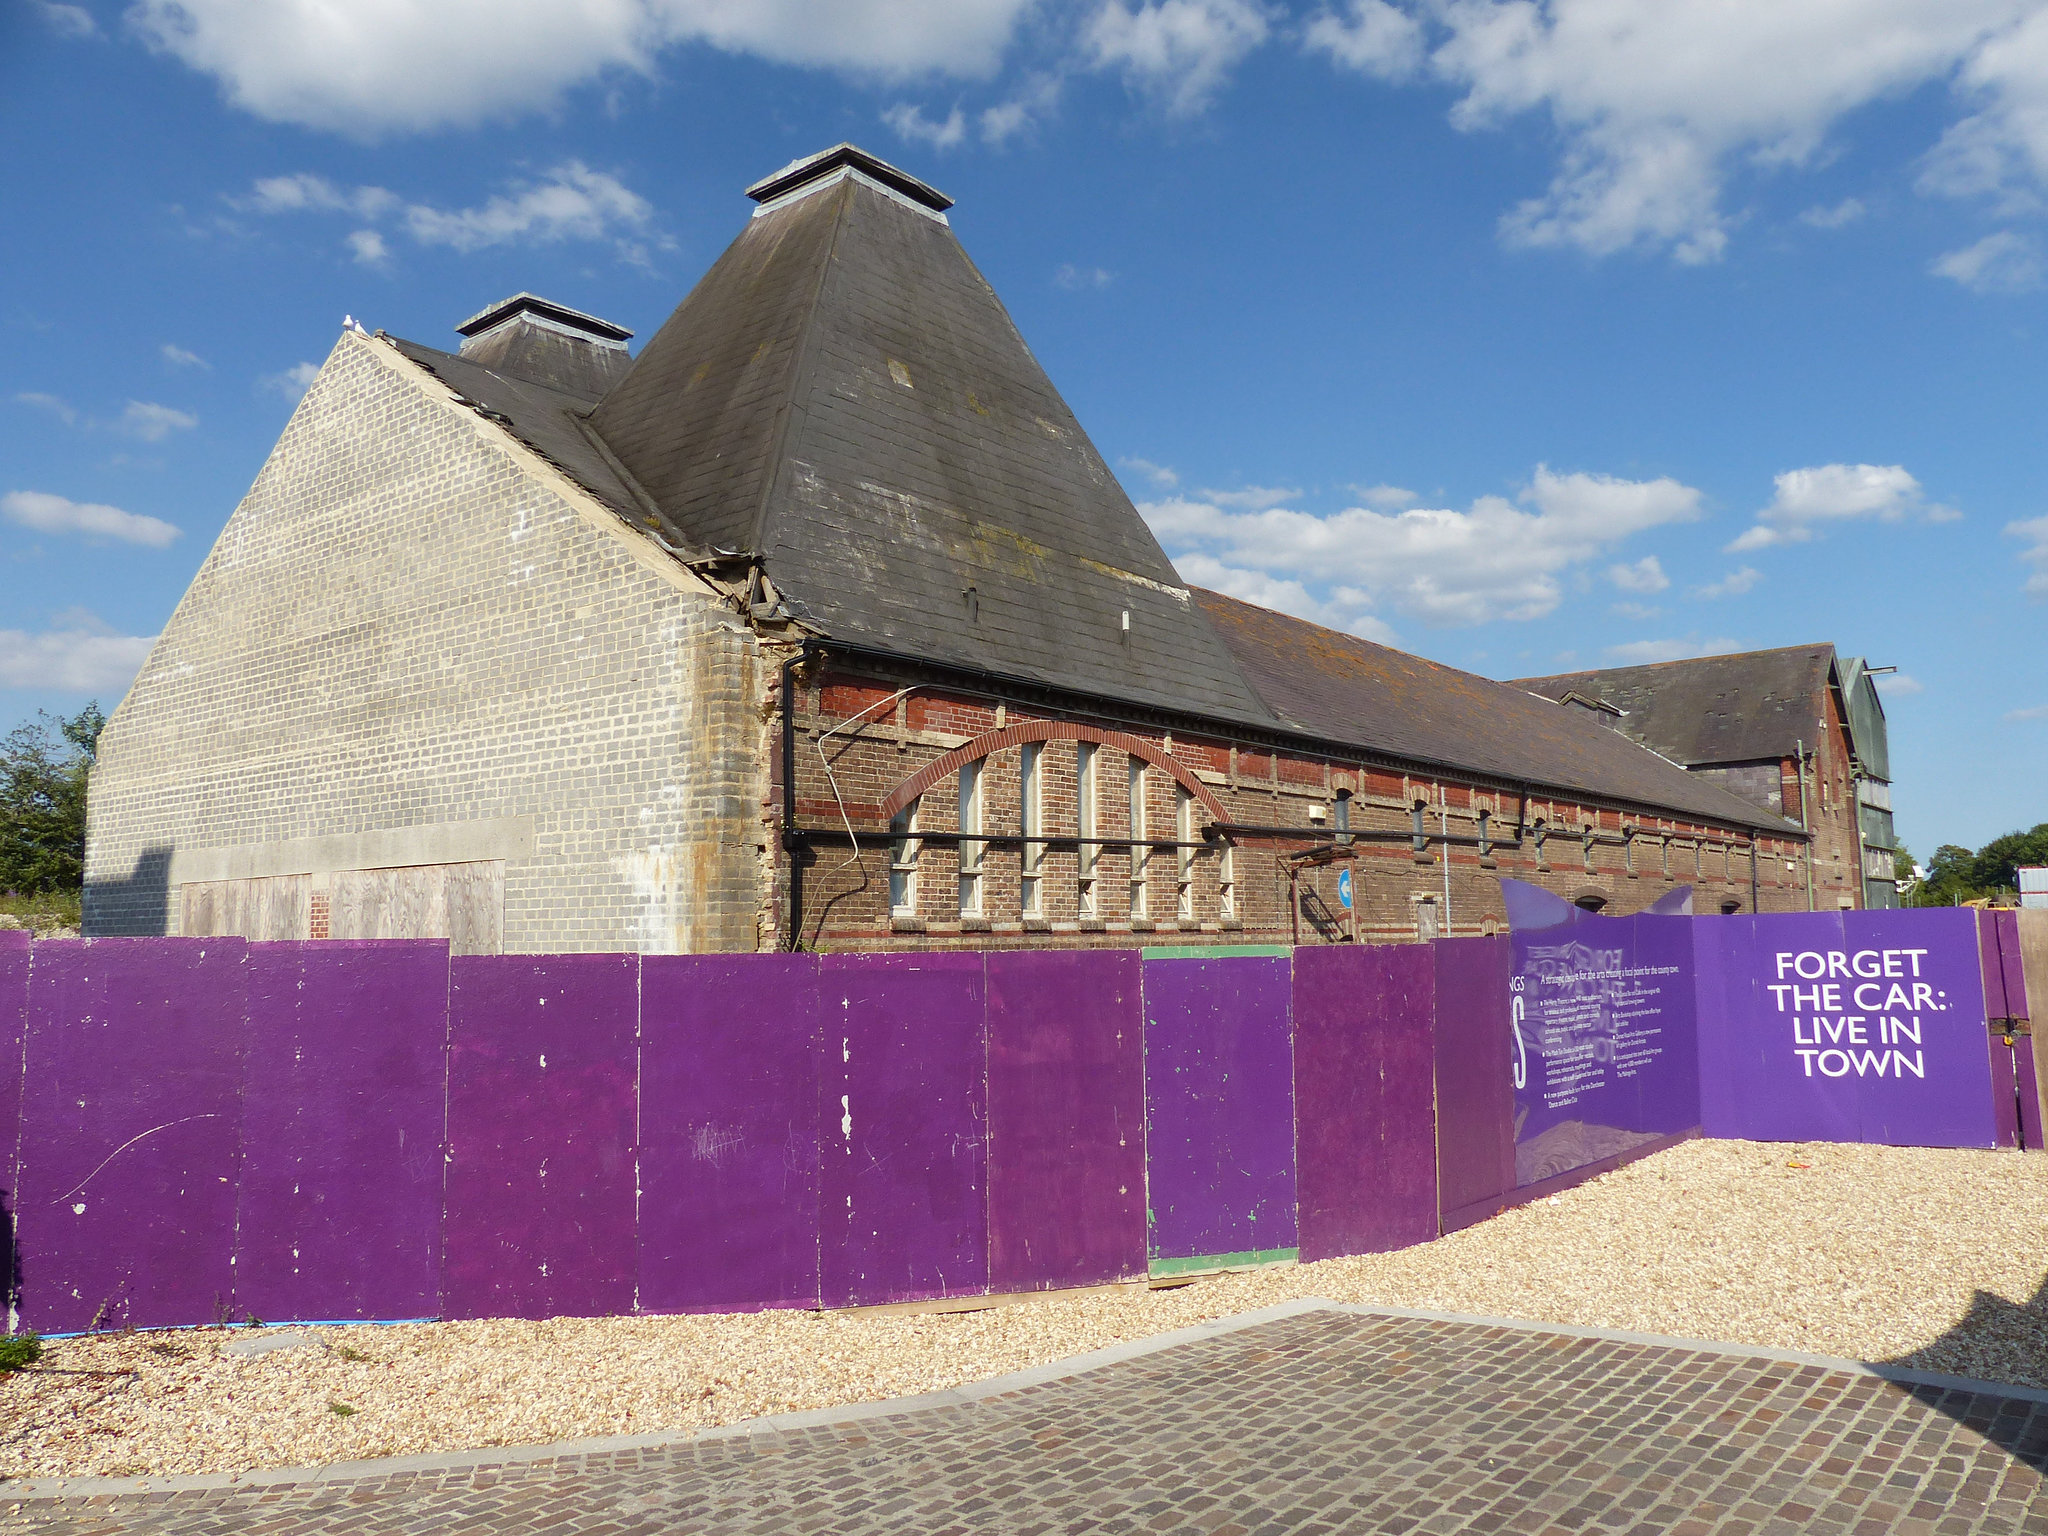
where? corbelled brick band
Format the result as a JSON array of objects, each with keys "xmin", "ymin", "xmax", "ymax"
[{"xmin": 879, "ymin": 722, "xmax": 1229, "ymax": 826}]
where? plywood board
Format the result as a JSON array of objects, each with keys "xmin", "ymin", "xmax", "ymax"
[
  {"xmin": 1141, "ymin": 954, "xmax": 1296, "ymax": 1267},
  {"xmin": 331, "ymin": 862, "xmax": 502, "ymax": 956},
  {"xmin": 12, "ymin": 938, "xmax": 249, "ymax": 1332},
  {"xmin": 1294, "ymin": 944, "xmax": 1437, "ymax": 1261},
  {"xmin": 181, "ymin": 875, "xmax": 309, "ymax": 941},
  {"xmin": 986, "ymin": 950, "xmax": 1146, "ymax": 1292},
  {"xmin": 638, "ymin": 953, "xmax": 822, "ymax": 1313},
  {"xmin": 442, "ymin": 953, "xmax": 638, "ymax": 1320},
  {"xmin": 236, "ymin": 941, "xmax": 450, "ymax": 1322},
  {"xmin": 820, "ymin": 953, "xmax": 989, "ymax": 1309}
]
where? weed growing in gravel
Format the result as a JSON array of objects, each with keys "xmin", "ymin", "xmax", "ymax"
[
  {"xmin": 328, "ymin": 1400, "xmax": 357, "ymax": 1418},
  {"xmin": 332, "ymin": 1345, "xmax": 373, "ymax": 1363},
  {"xmin": 146, "ymin": 1341, "xmax": 189, "ymax": 1361},
  {"xmin": 0, "ymin": 1333, "xmax": 42, "ymax": 1372}
]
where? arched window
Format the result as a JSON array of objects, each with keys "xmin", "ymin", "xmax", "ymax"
[
  {"xmin": 1719, "ymin": 899, "xmax": 1743, "ymax": 915},
  {"xmin": 889, "ymin": 800, "xmax": 921, "ymax": 918},
  {"xmin": 1176, "ymin": 785, "xmax": 1196, "ymax": 920},
  {"xmin": 1532, "ymin": 818, "xmax": 1549, "ymax": 870},
  {"xmin": 1574, "ymin": 893, "xmax": 1607, "ymax": 913},
  {"xmin": 1477, "ymin": 808, "xmax": 1492, "ymax": 859}
]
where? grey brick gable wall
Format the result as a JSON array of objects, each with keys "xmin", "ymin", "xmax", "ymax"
[{"xmin": 84, "ymin": 331, "xmax": 770, "ymax": 954}]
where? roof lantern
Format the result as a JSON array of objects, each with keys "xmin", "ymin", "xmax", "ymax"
[
  {"xmin": 457, "ymin": 293, "xmax": 633, "ymax": 349},
  {"xmin": 744, "ymin": 143, "xmax": 953, "ymax": 216}
]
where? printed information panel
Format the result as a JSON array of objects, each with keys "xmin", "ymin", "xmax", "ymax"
[
  {"xmin": 1503, "ymin": 880, "xmax": 1700, "ymax": 1188},
  {"xmin": 1696, "ymin": 908, "xmax": 1996, "ymax": 1147}
]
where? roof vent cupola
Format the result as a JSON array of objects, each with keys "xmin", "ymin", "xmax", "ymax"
[
  {"xmin": 455, "ymin": 293, "xmax": 634, "ymax": 399},
  {"xmin": 744, "ymin": 143, "xmax": 953, "ymax": 220}
]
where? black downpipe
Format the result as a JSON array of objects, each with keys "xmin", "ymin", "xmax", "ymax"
[{"xmin": 781, "ymin": 644, "xmax": 808, "ymax": 951}]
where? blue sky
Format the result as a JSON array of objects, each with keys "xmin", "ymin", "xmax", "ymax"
[{"xmin": 4, "ymin": 0, "xmax": 2046, "ymax": 858}]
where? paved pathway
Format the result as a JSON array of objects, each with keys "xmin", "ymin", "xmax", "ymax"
[{"xmin": 7, "ymin": 1304, "xmax": 2048, "ymax": 1534}]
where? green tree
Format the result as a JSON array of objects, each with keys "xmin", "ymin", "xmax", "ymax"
[
  {"xmin": 1905, "ymin": 843, "xmax": 1982, "ymax": 907},
  {"xmin": 0, "ymin": 703, "xmax": 105, "ymax": 895},
  {"xmin": 1968, "ymin": 822, "xmax": 2048, "ymax": 895}
]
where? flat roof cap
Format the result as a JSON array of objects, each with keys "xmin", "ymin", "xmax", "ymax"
[
  {"xmin": 456, "ymin": 292, "xmax": 633, "ymax": 343},
  {"xmin": 744, "ymin": 143, "xmax": 952, "ymax": 213}
]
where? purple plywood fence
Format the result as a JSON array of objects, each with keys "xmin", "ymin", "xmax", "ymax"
[
  {"xmin": 1696, "ymin": 909, "xmax": 1997, "ymax": 1148},
  {"xmin": 2, "ymin": 929, "xmax": 27, "ymax": 1317},
  {"xmin": 986, "ymin": 950, "xmax": 1146, "ymax": 1292},
  {"xmin": 237, "ymin": 942, "xmax": 450, "ymax": 1323},
  {"xmin": 1432, "ymin": 937, "xmax": 1514, "ymax": 1231},
  {"xmin": 820, "ymin": 953, "xmax": 989, "ymax": 1308},
  {"xmin": 638, "ymin": 953, "xmax": 822, "ymax": 1313},
  {"xmin": 1292, "ymin": 945, "xmax": 1436, "ymax": 1261},
  {"xmin": 442, "ymin": 954, "xmax": 639, "ymax": 1321},
  {"xmin": 1142, "ymin": 954, "xmax": 1296, "ymax": 1265},
  {"xmin": 14, "ymin": 939, "xmax": 249, "ymax": 1333}
]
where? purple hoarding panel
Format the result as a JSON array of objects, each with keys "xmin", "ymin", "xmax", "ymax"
[
  {"xmin": 443, "ymin": 954, "xmax": 638, "ymax": 1321},
  {"xmin": 1697, "ymin": 909, "xmax": 1996, "ymax": 1148},
  {"xmin": 1510, "ymin": 911, "xmax": 1700, "ymax": 1188},
  {"xmin": 2, "ymin": 932, "xmax": 26, "ymax": 1242},
  {"xmin": 237, "ymin": 942, "xmax": 449, "ymax": 1323},
  {"xmin": 2018, "ymin": 1043, "xmax": 2044, "ymax": 1152},
  {"xmin": 1990, "ymin": 1037, "xmax": 2021, "ymax": 1149},
  {"xmin": 1995, "ymin": 910, "xmax": 2027, "ymax": 1020},
  {"xmin": 1432, "ymin": 937, "xmax": 1514, "ymax": 1221},
  {"xmin": 639, "ymin": 954, "xmax": 822, "ymax": 1314},
  {"xmin": 1293, "ymin": 945, "xmax": 1437, "ymax": 1261},
  {"xmin": 986, "ymin": 950, "xmax": 1146, "ymax": 1292},
  {"xmin": 820, "ymin": 953, "xmax": 987, "ymax": 1308},
  {"xmin": 1142, "ymin": 955, "xmax": 1296, "ymax": 1263},
  {"xmin": 1979, "ymin": 911, "xmax": 2011, "ymax": 1021},
  {"xmin": 14, "ymin": 939, "xmax": 249, "ymax": 1333}
]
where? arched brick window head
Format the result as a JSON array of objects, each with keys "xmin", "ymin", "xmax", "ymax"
[{"xmin": 879, "ymin": 721, "xmax": 1228, "ymax": 828}]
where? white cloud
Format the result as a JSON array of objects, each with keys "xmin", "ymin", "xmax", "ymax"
[
  {"xmin": 1305, "ymin": 0, "xmax": 1423, "ymax": 80},
  {"xmin": 1055, "ymin": 263, "xmax": 1115, "ymax": 289},
  {"xmin": 33, "ymin": 1, "xmax": 98, "ymax": 38},
  {"xmin": 1876, "ymin": 671, "xmax": 1924, "ymax": 695},
  {"xmin": 133, "ymin": 0, "xmax": 1035, "ymax": 135},
  {"xmin": 882, "ymin": 102, "xmax": 968, "ymax": 148},
  {"xmin": 2006, "ymin": 701, "xmax": 2048, "ymax": 719},
  {"xmin": 1918, "ymin": 7, "xmax": 2048, "ymax": 209},
  {"xmin": 241, "ymin": 163, "xmax": 657, "ymax": 264},
  {"xmin": 1120, "ymin": 456, "xmax": 1179, "ymax": 488},
  {"xmin": 262, "ymin": 361, "xmax": 323, "ymax": 401},
  {"xmin": 1144, "ymin": 463, "xmax": 1702, "ymax": 627},
  {"xmin": 1729, "ymin": 463, "xmax": 1936, "ymax": 550},
  {"xmin": 1200, "ymin": 484, "xmax": 1300, "ymax": 509},
  {"xmin": 13, "ymin": 392, "xmax": 77, "ymax": 426},
  {"xmin": 1800, "ymin": 197, "xmax": 1867, "ymax": 228},
  {"xmin": 0, "ymin": 618, "xmax": 158, "ymax": 692},
  {"xmin": 1931, "ymin": 228, "xmax": 2045, "ymax": 290},
  {"xmin": 2008, "ymin": 514, "xmax": 2048, "ymax": 593},
  {"xmin": 119, "ymin": 401, "xmax": 198, "ymax": 441},
  {"xmin": 1352, "ymin": 483, "xmax": 1418, "ymax": 509},
  {"xmin": 1695, "ymin": 565, "xmax": 1763, "ymax": 598},
  {"xmin": 1084, "ymin": 0, "xmax": 1270, "ymax": 116},
  {"xmin": 160, "ymin": 343, "xmax": 210, "ymax": 369},
  {"xmin": 979, "ymin": 73, "xmax": 1063, "ymax": 143},
  {"xmin": 1313, "ymin": 2, "xmax": 2043, "ymax": 264},
  {"xmin": 1605, "ymin": 636, "xmax": 1743, "ymax": 664},
  {"xmin": 1606, "ymin": 554, "xmax": 1668, "ymax": 593},
  {"xmin": 1610, "ymin": 601, "xmax": 1661, "ymax": 620},
  {"xmin": 2, "ymin": 490, "xmax": 182, "ymax": 548}
]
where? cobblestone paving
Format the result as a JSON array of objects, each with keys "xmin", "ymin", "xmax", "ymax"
[{"xmin": 8, "ymin": 1309, "xmax": 2048, "ymax": 1534}]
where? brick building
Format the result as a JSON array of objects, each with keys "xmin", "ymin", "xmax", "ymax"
[
  {"xmin": 84, "ymin": 144, "xmax": 1811, "ymax": 953},
  {"xmin": 1515, "ymin": 648, "xmax": 1900, "ymax": 911}
]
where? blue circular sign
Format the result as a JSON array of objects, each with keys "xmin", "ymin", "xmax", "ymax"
[{"xmin": 1336, "ymin": 868, "xmax": 1353, "ymax": 909}]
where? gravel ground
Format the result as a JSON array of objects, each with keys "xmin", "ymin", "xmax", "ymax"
[{"xmin": 5, "ymin": 1138, "xmax": 2045, "ymax": 1484}]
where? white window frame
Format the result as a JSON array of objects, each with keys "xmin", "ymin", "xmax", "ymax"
[
  {"xmin": 1218, "ymin": 840, "xmax": 1236, "ymax": 921},
  {"xmin": 1128, "ymin": 757, "xmax": 1148, "ymax": 918},
  {"xmin": 1020, "ymin": 742, "xmax": 1044, "ymax": 917},
  {"xmin": 1176, "ymin": 785, "xmax": 1195, "ymax": 921},
  {"xmin": 889, "ymin": 799, "xmax": 921, "ymax": 918},
  {"xmin": 1077, "ymin": 742, "xmax": 1099, "ymax": 917},
  {"xmin": 958, "ymin": 761, "xmax": 984, "ymax": 916}
]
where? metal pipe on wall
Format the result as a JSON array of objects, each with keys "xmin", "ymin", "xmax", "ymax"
[{"xmin": 1796, "ymin": 737, "xmax": 1815, "ymax": 913}]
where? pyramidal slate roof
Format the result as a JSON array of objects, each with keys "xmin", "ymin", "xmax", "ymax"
[
  {"xmin": 1195, "ymin": 590, "xmax": 1802, "ymax": 834},
  {"xmin": 585, "ymin": 144, "xmax": 1280, "ymax": 727},
  {"xmin": 1512, "ymin": 647, "xmax": 1838, "ymax": 768},
  {"xmin": 381, "ymin": 144, "xmax": 1803, "ymax": 837}
]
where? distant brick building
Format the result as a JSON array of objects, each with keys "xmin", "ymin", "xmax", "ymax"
[
  {"xmin": 86, "ymin": 145, "xmax": 1812, "ymax": 953},
  {"xmin": 1515, "ymin": 648, "xmax": 1900, "ymax": 910}
]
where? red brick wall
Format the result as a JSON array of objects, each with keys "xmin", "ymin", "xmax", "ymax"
[{"xmin": 768, "ymin": 665, "xmax": 1814, "ymax": 953}]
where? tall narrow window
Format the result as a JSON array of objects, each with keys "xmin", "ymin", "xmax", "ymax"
[
  {"xmin": 1660, "ymin": 836, "xmax": 1671, "ymax": 876},
  {"xmin": 1623, "ymin": 829, "xmax": 1636, "ymax": 873},
  {"xmin": 1077, "ymin": 743, "xmax": 1099, "ymax": 918},
  {"xmin": 1411, "ymin": 800, "xmax": 1429, "ymax": 856},
  {"xmin": 957, "ymin": 761, "xmax": 983, "ymax": 916},
  {"xmin": 1582, "ymin": 824, "xmax": 1596, "ymax": 871},
  {"xmin": 1533, "ymin": 819, "xmax": 1549, "ymax": 870},
  {"xmin": 1218, "ymin": 840, "xmax": 1237, "ymax": 921},
  {"xmin": 1477, "ymin": 808, "xmax": 1491, "ymax": 860},
  {"xmin": 1020, "ymin": 743, "xmax": 1044, "ymax": 917},
  {"xmin": 889, "ymin": 799, "xmax": 921, "ymax": 918},
  {"xmin": 1334, "ymin": 790, "xmax": 1352, "ymax": 846},
  {"xmin": 1175, "ymin": 785, "xmax": 1195, "ymax": 921},
  {"xmin": 1128, "ymin": 757, "xmax": 1148, "ymax": 918}
]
